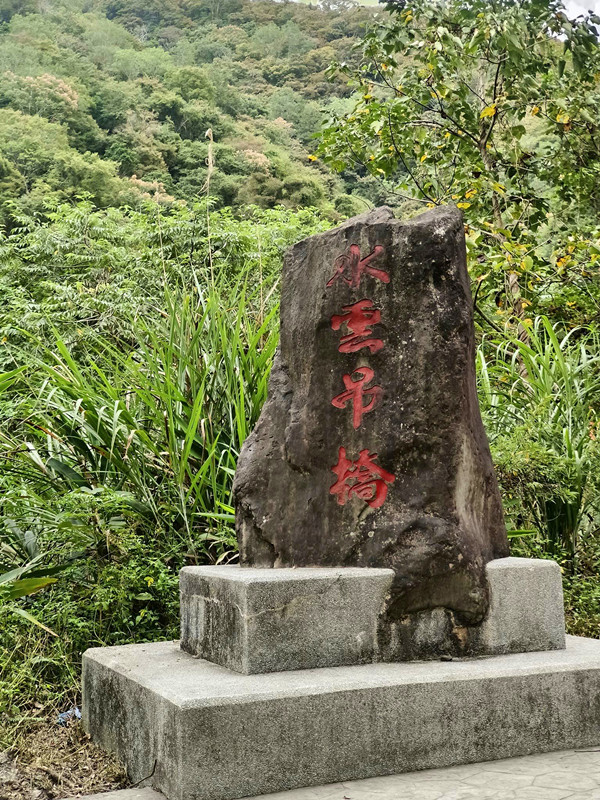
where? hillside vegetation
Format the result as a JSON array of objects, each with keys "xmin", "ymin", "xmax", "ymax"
[{"xmin": 0, "ymin": 0, "xmax": 376, "ymax": 218}]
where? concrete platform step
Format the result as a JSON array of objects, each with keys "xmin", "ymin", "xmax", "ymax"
[
  {"xmin": 83, "ymin": 635, "xmax": 600, "ymax": 800},
  {"xmin": 83, "ymin": 748, "xmax": 600, "ymax": 800}
]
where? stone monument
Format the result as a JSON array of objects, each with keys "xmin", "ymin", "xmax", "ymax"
[
  {"xmin": 83, "ymin": 206, "xmax": 600, "ymax": 800},
  {"xmin": 234, "ymin": 204, "xmax": 509, "ymax": 659}
]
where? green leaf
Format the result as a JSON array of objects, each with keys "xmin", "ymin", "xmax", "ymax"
[
  {"xmin": 47, "ymin": 458, "xmax": 89, "ymax": 488},
  {"xmin": 9, "ymin": 606, "xmax": 58, "ymax": 637},
  {"xmin": 1, "ymin": 577, "xmax": 57, "ymax": 601}
]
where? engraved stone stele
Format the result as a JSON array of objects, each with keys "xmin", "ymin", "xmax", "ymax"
[{"xmin": 233, "ymin": 205, "xmax": 510, "ymax": 658}]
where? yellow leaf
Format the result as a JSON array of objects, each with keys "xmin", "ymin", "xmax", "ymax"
[
  {"xmin": 426, "ymin": 202, "xmax": 435, "ymax": 208},
  {"xmin": 531, "ymin": 105, "xmax": 540, "ymax": 116},
  {"xmin": 363, "ymin": 94, "xmax": 373, "ymax": 100},
  {"xmin": 456, "ymin": 202, "xmax": 471, "ymax": 209},
  {"xmin": 556, "ymin": 111, "xmax": 570, "ymax": 124},
  {"xmin": 420, "ymin": 154, "xmax": 428, "ymax": 162},
  {"xmin": 480, "ymin": 104, "xmax": 497, "ymax": 118},
  {"xmin": 451, "ymin": 194, "xmax": 460, "ymax": 200},
  {"xmin": 307, "ymin": 155, "xmax": 317, "ymax": 162},
  {"xmin": 465, "ymin": 189, "xmax": 477, "ymax": 199}
]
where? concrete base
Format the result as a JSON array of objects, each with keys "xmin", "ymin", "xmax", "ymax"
[
  {"xmin": 179, "ymin": 558, "xmax": 565, "ymax": 671},
  {"xmin": 180, "ymin": 565, "xmax": 394, "ymax": 673},
  {"xmin": 83, "ymin": 635, "xmax": 600, "ymax": 800}
]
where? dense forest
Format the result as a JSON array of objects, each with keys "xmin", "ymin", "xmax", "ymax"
[
  {"xmin": 0, "ymin": 0, "xmax": 377, "ymax": 217},
  {"xmin": 2, "ymin": 0, "xmax": 600, "ymax": 769}
]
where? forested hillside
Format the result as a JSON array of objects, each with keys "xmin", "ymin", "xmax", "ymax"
[{"xmin": 0, "ymin": 0, "xmax": 376, "ymax": 218}]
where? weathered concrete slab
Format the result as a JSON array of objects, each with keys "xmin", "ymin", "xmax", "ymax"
[
  {"xmin": 399, "ymin": 556, "xmax": 567, "ymax": 660},
  {"xmin": 83, "ymin": 635, "xmax": 600, "ymax": 800},
  {"xmin": 179, "ymin": 558, "xmax": 565, "ymax": 672},
  {"xmin": 180, "ymin": 565, "xmax": 394, "ymax": 673},
  {"xmin": 477, "ymin": 557, "xmax": 566, "ymax": 655}
]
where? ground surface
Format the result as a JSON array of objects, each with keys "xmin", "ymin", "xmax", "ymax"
[
  {"xmin": 81, "ymin": 748, "xmax": 600, "ymax": 800},
  {"xmin": 247, "ymin": 748, "xmax": 600, "ymax": 800},
  {"xmin": 0, "ymin": 719, "xmax": 126, "ymax": 800},
  {"xmin": 8, "ymin": 732, "xmax": 600, "ymax": 800}
]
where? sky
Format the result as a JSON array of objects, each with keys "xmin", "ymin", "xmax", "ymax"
[{"xmin": 564, "ymin": 0, "xmax": 600, "ymax": 15}]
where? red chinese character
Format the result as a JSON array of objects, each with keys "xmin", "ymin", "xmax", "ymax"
[
  {"xmin": 326, "ymin": 244, "xmax": 388, "ymax": 289},
  {"xmin": 331, "ymin": 299, "xmax": 384, "ymax": 354},
  {"xmin": 330, "ymin": 447, "xmax": 395, "ymax": 509},
  {"xmin": 331, "ymin": 367, "xmax": 382, "ymax": 429}
]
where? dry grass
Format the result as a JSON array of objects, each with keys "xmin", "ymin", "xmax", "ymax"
[{"xmin": 0, "ymin": 718, "xmax": 126, "ymax": 799}]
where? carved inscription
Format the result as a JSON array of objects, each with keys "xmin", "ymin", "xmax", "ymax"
[{"xmin": 326, "ymin": 245, "xmax": 394, "ymax": 507}]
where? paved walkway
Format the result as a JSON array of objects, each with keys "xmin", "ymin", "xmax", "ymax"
[{"xmin": 86, "ymin": 748, "xmax": 600, "ymax": 800}]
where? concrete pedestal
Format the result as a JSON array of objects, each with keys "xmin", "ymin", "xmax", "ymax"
[
  {"xmin": 83, "ymin": 636, "xmax": 600, "ymax": 800},
  {"xmin": 179, "ymin": 559, "xmax": 566, "ymax": 672},
  {"xmin": 180, "ymin": 566, "xmax": 394, "ymax": 673}
]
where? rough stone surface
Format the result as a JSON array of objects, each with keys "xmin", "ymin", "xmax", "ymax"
[
  {"xmin": 384, "ymin": 556, "xmax": 567, "ymax": 661},
  {"xmin": 233, "ymin": 205, "xmax": 508, "ymax": 631},
  {"xmin": 476, "ymin": 557, "xmax": 566, "ymax": 655},
  {"xmin": 179, "ymin": 565, "xmax": 394, "ymax": 673},
  {"xmin": 179, "ymin": 558, "xmax": 565, "ymax": 671},
  {"xmin": 83, "ymin": 635, "xmax": 600, "ymax": 800}
]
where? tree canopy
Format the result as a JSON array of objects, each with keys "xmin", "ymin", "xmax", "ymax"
[{"xmin": 318, "ymin": 0, "xmax": 600, "ymax": 328}]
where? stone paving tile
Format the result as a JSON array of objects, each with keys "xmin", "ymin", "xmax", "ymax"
[
  {"xmin": 407, "ymin": 766, "xmax": 482, "ymax": 781},
  {"xmin": 247, "ymin": 749, "xmax": 600, "ymax": 800},
  {"xmin": 533, "ymin": 771, "xmax": 600, "ymax": 791},
  {"xmin": 568, "ymin": 795, "xmax": 600, "ymax": 800},
  {"xmin": 462, "ymin": 772, "xmax": 534, "ymax": 790},
  {"xmin": 477, "ymin": 757, "xmax": 566, "ymax": 776},
  {"xmin": 496, "ymin": 789, "xmax": 573, "ymax": 800}
]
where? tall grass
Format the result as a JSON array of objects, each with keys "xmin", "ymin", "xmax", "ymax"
[
  {"xmin": 1, "ymin": 277, "xmax": 278, "ymax": 571},
  {"xmin": 478, "ymin": 316, "xmax": 600, "ymax": 557}
]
